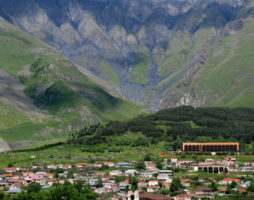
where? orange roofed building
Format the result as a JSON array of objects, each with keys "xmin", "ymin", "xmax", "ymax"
[{"xmin": 183, "ymin": 142, "xmax": 239, "ymax": 152}]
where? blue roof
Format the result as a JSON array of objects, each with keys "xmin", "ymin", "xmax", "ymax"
[
  {"xmin": 97, "ymin": 187, "xmax": 106, "ymax": 191},
  {"xmin": 35, "ymin": 172, "xmax": 46, "ymax": 175},
  {"xmin": 158, "ymin": 170, "xmax": 174, "ymax": 173},
  {"xmin": 117, "ymin": 162, "xmax": 131, "ymax": 165},
  {"xmin": 8, "ymin": 188, "xmax": 22, "ymax": 193},
  {"xmin": 119, "ymin": 183, "xmax": 128, "ymax": 187},
  {"xmin": 243, "ymin": 181, "xmax": 251, "ymax": 185}
]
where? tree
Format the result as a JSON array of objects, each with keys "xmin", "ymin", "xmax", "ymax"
[
  {"xmin": 136, "ymin": 160, "xmax": 145, "ymax": 170},
  {"xmin": 98, "ymin": 175, "xmax": 103, "ymax": 188},
  {"xmin": 7, "ymin": 163, "xmax": 13, "ymax": 168},
  {"xmin": 129, "ymin": 177, "xmax": 138, "ymax": 191},
  {"xmin": 248, "ymin": 183, "xmax": 254, "ymax": 192},
  {"xmin": 155, "ymin": 158, "xmax": 163, "ymax": 169},
  {"xmin": 230, "ymin": 181, "xmax": 237, "ymax": 189},
  {"xmin": 209, "ymin": 181, "xmax": 218, "ymax": 191},
  {"xmin": 170, "ymin": 178, "xmax": 182, "ymax": 192},
  {"xmin": 67, "ymin": 170, "xmax": 74, "ymax": 179},
  {"xmin": 27, "ymin": 183, "xmax": 41, "ymax": 193},
  {"xmin": 144, "ymin": 153, "xmax": 151, "ymax": 161}
]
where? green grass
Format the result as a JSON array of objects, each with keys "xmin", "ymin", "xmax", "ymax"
[
  {"xmin": 131, "ymin": 50, "xmax": 151, "ymax": 85},
  {"xmin": 158, "ymin": 30, "xmax": 192, "ymax": 75},
  {"xmin": 1, "ymin": 142, "xmax": 254, "ymax": 170},
  {"xmin": 0, "ymin": 100, "xmax": 28, "ymax": 130},
  {"xmin": 100, "ymin": 62, "xmax": 120, "ymax": 85},
  {"xmin": 191, "ymin": 17, "xmax": 254, "ymax": 108},
  {"xmin": 0, "ymin": 20, "xmax": 43, "ymax": 75}
]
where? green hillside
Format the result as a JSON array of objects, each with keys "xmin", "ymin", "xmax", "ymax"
[
  {"xmin": 69, "ymin": 106, "xmax": 254, "ymax": 154},
  {"xmin": 191, "ymin": 17, "xmax": 254, "ymax": 107},
  {"xmin": 0, "ymin": 19, "xmax": 144, "ymax": 149}
]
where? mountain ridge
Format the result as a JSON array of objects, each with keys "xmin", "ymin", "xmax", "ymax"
[{"xmin": 1, "ymin": 0, "xmax": 253, "ymax": 111}]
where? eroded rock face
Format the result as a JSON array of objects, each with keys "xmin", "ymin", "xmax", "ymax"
[
  {"xmin": 0, "ymin": 0, "xmax": 248, "ymax": 110},
  {"xmin": 0, "ymin": 137, "xmax": 10, "ymax": 152}
]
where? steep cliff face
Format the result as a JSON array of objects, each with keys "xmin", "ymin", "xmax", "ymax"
[{"xmin": 1, "ymin": 0, "xmax": 253, "ymax": 110}]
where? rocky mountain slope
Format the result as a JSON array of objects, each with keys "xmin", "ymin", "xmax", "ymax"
[
  {"xmin": 0, "ymin": 18, "xmax": 143, "ymax": 150},
  {"xmin": 1, "ymin": 0, "xmax": 253, "ymax": 111}
]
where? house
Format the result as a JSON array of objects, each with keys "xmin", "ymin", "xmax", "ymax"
[
  {"xmin": 160, "ymin": 153, "xmax": 168, "ymax": 157},
  {"xmin": 157, "ymin": 174, "xmax": 172, "ymax": 183},
  {"xmin": 148, "ymin": 180, "xmax": 158, "ymax": 187},
  {"xmin": 228, "ymin": 166, "xmax": 238, "ymax": 172},
  {"xmin": 5, "ymin": 168, "xmax": 16, "ymax": 173},
  {"xmin": 145, "ymin": 162, "xmax": 158, "ymax": 171},
  {"xmin": 63, "ymin": 164, "xmax": 72, "ymax": 169},
  {"xmin": 170, "ymin": 158, "xmax": 178, "ymax": 163},
  {"xmin": 103, "ymin": 180, "xmax": 114, "ymax": 190},
  {"xmin": 138, "ymin": 180, "xmax": 147, "ymax": 189},
  {"xmin": 59, "ymin": 179, "xmax": 65, "ymax": 184},
  {"xmin": 44, "ymin": 174, "xmax": 54, "ymax": 179},
  {"xmin": 161, "ymin": 182, "xmax": 171, "ymax": 190},
  {"xmin": 180, "ymin": 179, "xmax": 195, "ymax": 187},
  {"xmin": 103, "ymin": 161, "xmax": 115, "ymax": 167},
  {"xmin": 35, "ymin": 172, "xmax": 47, "ymax": 175},
  {"xmin": 125, "ymin": 169, "xmax": 138, "ymax": 177},
  {"xmin": 241, "ymin": 181, "xmax": 251, "ymax": 188},
  {"xmin": 23, "ymin": 172, "xmax": 34, "ymax": 177},
  {"xmin": 76, "ymin": 163, "xmax": 88, "ymax": 169},
  {"xmin": 110, "ymin": 170, "xmax": 124, "ymax": 177},
  {"xmin": 25, "ymin": 175, "xmax": 47, "ymax": 185},
  {"xmin": 95, "ymin": 187, "xmax": 107, "ymax": 194},
  {"xmin": 174, "ymin": 194, "xmax": 192, "ymax": 200},
  {"xmin": 94, "ymin": 162, "xmax": 103, "ymax": 168},
  {"xmin": 195, "ymin": 187, "xmax": 213, "ymax": 196},
  {"xmin": 7, "ymin": 188, "xmax": 22, "ymax": 196},
  {"xmin": 147, "ymin": 186, "xmax": 157, "ymax": 193},
  {"xmin": 219, "ymin": 178, "xmax": 241, "ymax": 185},
  {"xmin": 242, "ymin": 166, "xmax": 254, "ymax": 172},
  {"xmin": 140, "ymin": 172, "xmax": 154, "ymax": 179},
  {"xmin": 4, "ymin": 174, "xmax": 13, "ymax": 180},
  {"xmin": 8, "ymin": 178, "xmax": 24, "ymax": 187},
  {"xmin": 89, "ymin": 178, "xmax": 98, "ymax": 187},
  {"xmin": 57, "ymin": 164, "xmax": 64, "ymax": 169},
  {"xmin": 118, "ymin": 183, "xmax": 129, "ymax": 190},
  {"xmin": 243, "ymin": 161, "xmax": 254, "ymax": 166},
  {"xmin": 218, "ymin": 188, "xmax": 227, "ymax": 195},
  {"xmin": 47, "ymin": 164, "xmax": 57, "ymax": 170},
  {"xmin": 198, "ymin": 161, "xmax": 227, "ymax": 173},
  {"xmin": 238, "ymin": 188, "xmax": 246, "ymax": 193},
  {"xmin": 117, "ymin": 162, "xmax": 132, "ymax": 168},
  {"xmin": 158, "ymin": 170, "xmax": 174, "ymax": 176},
  {"xmin": 0, "ymin": 181, "xmax": 8, "ymax": 187}
]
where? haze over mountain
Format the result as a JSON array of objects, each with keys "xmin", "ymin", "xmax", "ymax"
[{"xmin": 1, "ymin": 0, "xmax": 253, "ymax": 111}]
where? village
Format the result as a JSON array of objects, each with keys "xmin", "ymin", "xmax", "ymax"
[{"xmin": 1, "ymin": 150, "xmax": 254, "ymax": 200}]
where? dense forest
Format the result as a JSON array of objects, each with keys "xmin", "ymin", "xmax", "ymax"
[{"xmin": 68, "ymin": 106, "xmax": 254, "ymax": 153}]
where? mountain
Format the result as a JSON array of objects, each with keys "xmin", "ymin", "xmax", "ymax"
[
  {"xmin": 0, "ymin": 18, "xmax": 144, "ymax": 150},
  {"xmin": 0, "ymin": 0, "xmax": 253, "ymax": 111}
]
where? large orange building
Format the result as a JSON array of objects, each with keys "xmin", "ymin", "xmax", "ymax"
[{"xmin": 183, "ymin": 142, "xmax": 239, "ymax": 152}]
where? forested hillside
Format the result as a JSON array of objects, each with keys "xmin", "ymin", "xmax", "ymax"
[{"xmin": 69, "ymin": 106, "xmax": 254, "ymax": 153}]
